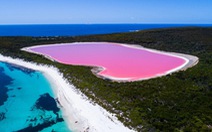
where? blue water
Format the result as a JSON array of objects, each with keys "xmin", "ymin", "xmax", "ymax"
[
  {"xmin": 0, "ymin": 24, "xmax": 211, "ymax": 37},
  {"xmin": 0, "ymin": 62, "xmax": 70, "ymax": 132}
]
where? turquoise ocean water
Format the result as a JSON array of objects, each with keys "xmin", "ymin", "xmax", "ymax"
[{"xmin": 0, "ymin": 62, "xmax": 70, "ymax": 132}]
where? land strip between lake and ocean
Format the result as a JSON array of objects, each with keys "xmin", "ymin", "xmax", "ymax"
[
  {"xmin": 1, "ymin": 43, "xmax": 198, "ymax": 131},
  {"xmin": 0, "ymin": 27, "xmax": 212, "ymax": 131}
]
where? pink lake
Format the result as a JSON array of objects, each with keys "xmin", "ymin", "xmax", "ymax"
[{"xmin": 26, "ymin": 42, "xmax": 188, "ymax": 81}]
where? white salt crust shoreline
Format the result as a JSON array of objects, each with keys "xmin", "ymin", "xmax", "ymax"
[
  {"xmin": 22, "ymin": 42, "xmax": 199, "ymax": 82},
  {"xmin": 0, "ymin": 54, "xmax": 133, "ymax": 132}
]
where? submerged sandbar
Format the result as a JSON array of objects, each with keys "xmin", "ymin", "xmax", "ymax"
[{"xmin": 22, "ymin": 42, "xmax": 198, "ymax": 82}]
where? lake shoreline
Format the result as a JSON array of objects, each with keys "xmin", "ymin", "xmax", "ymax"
[{"xmin": 22, "ymin": 42, "xmax": 199, "ymax": 82}]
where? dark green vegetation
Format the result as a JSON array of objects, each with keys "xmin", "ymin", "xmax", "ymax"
[{"xmin": 0, "ymin": 27, "xmax": 212, "ymax": 131}]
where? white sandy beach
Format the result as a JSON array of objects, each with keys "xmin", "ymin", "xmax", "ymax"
[{"xmin": 0, "ymin": 54, "xmax": 134, "ymax": 132}]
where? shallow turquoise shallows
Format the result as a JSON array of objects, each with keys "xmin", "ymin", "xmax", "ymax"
[{"xmin": 0, "ymin": 62, "xmax": 71, "ymax": 132}]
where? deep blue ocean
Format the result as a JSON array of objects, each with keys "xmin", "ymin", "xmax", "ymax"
[{"xmin": 0, "ymin": 24, "xmax": 211, "ymax": 37}]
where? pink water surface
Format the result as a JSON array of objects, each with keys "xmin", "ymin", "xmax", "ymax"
[{"xmin": 28, "ymin": 42, "xmax": 186, "ymax": 81}]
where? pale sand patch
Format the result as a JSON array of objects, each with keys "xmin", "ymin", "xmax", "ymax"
[
  {"xmin": 22, "ymin": 42, "xmax": 199, "ymax": 82},
  {"xmin": 0, "ymin": 54, "xmax": 133, "ymax": 132}
]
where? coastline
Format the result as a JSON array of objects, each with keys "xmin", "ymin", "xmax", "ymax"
[
  {"xmin": 22, "ymin": 42, "xmax": 199, "ymax": 82},
  {"xmin": 0, "ymin": 27, "xmax": 211, "ymax": 131},
  {"xmin": 0, "ymin": 54, "xmax": 133, "ymax": 132}
]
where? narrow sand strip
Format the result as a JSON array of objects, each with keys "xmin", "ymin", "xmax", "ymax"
[{"xmin": 0, "ymin": 54, "xmax": 133, "ymax": 132}]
